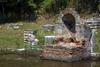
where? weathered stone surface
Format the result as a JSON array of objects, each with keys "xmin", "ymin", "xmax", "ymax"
[
  {"xmin": 42, "ymin": 24, "xmax": 55, "ymax": 31},
  {"xmin": 41, "ymin": 8, "xmax": 92, "ymax": 62},
  {"xmin": 24, "ymin": 30, "xmax": 39, "ymax": 46},
  {"xmin": 54, "ymin": 8, "xmax": 92, "ymax": 48},
  {"xmin": 5, "ymin": 24, "xmax": 12, "ymax": 29},
  {"xmin": 41, "ymin": 45, "xmax": 91, "ymax": 62},
  {"xmin": 5, "ymin": 24, "xmax": 20, "ymax": 29},
  {"xmin": 55, "ymin": 8, "xmax": 82, "ymax": 39},
  {"xmin": 45, "ymin": 36, "xmax": 55, "ymax": 45},
  {"xmin": 13, "ymin": 26, "xmax": 20, "ymax": 30},
  {"xmin": 76, "ymin": 24, "xmax": 92, "ymax": 41}
]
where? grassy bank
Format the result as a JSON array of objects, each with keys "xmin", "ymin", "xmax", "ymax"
[{"xmin": 0, "ymin": 22, "xmax": 54, "ymax": 49}]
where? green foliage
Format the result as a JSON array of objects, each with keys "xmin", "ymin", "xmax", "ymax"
[
  {"xmin": 52, "ymin": 14, "xmax": 59, "ymax": 22},
  {"xmin": 0, "ymin": 0, "xmax": 7, "ymax": 2},
  {"xmin": 0, "ymin": 0, "xmax": 99, "ymax": 22},
  {"xmin": 35, "ymin": 29, "xmax": 54, "ymax": 45},
  {"xmin": 0, "ymin": 48, "xmax": 18, "ymax": 55},
  {"xmin": 98, "ymin": 4, "xmax": 100, "ymax": 7},
  {"xmin": 28, "ymin": 0, "xmax": 37, "ymax": 8},
  {"xmin": 41, "ymin": 0, "xmax": 55, "ymax": 11},
  {"xmin": 41, "ymin": 0, "xmax": 67, "ymax": 13},
  {"xmin": 95, "ymin": 28, "xmax": 100, "ymax": 52}
]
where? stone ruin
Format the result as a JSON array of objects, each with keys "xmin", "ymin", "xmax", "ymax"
[
  {"xmin": 42, "ymin": 24, "xmax": 55, "ymax": 31},
  {"xmin": 84, "ymin": 17, "xmax": 100, "ymax": 52},
  {"xmin": 5, "ymin": 23, "xmax": 20, "ymax": 29},
  {"xmin": 24, "ymin": 30, "xmax": 39, "ymax": 48},
  {"xmin": 41, "ymin": 8, "xmax": 92, "ymax": 62}
]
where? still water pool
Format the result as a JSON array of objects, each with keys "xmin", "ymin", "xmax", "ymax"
[{"xmin": 0, "ymin": 55, "xmax": 100, "ymax": 67}]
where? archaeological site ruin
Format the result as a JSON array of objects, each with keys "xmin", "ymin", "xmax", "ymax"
[{"xmin": 41, "ymin": 8, "xmax": 92, "ymax": 62}]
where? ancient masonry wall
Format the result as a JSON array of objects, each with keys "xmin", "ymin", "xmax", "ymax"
[
  {"xmin": 24, "ymin": 30, "xmax": 38, "ymax": 45},
  {"xmin": 41, "ymin": 45, "xmax": 91, "ymax": 62},
  {"xmin": 54, "ymin": 8, "xmax": 92, "ymax": 48},
  {"xmin": 41, "ymin": 8, "xmax": 92, "ymax": 62}
]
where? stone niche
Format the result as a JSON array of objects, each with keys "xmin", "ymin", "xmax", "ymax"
[{"xmin": 54, "ymin": 8, "xmax": 92, "ymax": 47}]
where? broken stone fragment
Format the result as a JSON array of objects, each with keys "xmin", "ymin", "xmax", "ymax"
[{"xmin": 69, "ymin": 42, "xmax": 77, "ymax": 47}]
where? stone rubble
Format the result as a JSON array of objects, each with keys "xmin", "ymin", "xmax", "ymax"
[
  {"xmin": 24, "ymin": 30, "xmax": 39, "ymax": 47},
  {"xmin": 5, "ymin": 23, "xmax": 20, "ymax": 29}
]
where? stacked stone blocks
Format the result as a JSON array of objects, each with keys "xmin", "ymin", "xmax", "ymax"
[
  {"xmin": 24, "ymin": 30, "xmax": 38, "ymax": 45},
  {"xmin": 41, "ymin": 45, "xmax": 91, "ymax": 62}
]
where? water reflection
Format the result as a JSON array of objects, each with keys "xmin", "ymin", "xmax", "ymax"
[
  {"xmin": 42, "ymin": 60, "xmax": 91, "ymax": 67},
  {"xmin": 0, "ymin": 55, "xmax": 100, "ymax": 67}
]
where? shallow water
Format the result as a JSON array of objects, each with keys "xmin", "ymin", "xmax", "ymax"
[{"xmin": 0, "ymin": 54, "xmax": 100, "ymax": 67}]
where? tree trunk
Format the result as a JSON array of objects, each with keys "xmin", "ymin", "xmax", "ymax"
[
  {"xmin": 1, "ymin": 3, "xmax": 5, "ymax": 22},
  {"xmin": 95, "ymin": 0, "xmax": 99, "ymax": 10},
  {"xmin": 54, "ymin": 0, "xmax": 58, "ymax": 13}
]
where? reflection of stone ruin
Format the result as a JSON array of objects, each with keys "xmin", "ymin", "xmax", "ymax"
[{"xmin": 41, "ymin": 8, "xmax": 92, "ymax": 62}]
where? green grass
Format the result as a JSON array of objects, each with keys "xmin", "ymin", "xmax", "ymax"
[
  {"xmin": 0, "ymin": 29, "xmax": 24, "ymax": 49},
  {"xmin": 0, "ymin": 22, "xmax": 54, "ymax": 49},
  {"xmin": 95, "ymin": 28, "xmax": 100, "ymax": 52},
  {"xmin": 35, "ymin": 29, "xmax": 54, "ymax": 46}
]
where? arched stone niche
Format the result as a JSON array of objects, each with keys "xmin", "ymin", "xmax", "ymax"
[
  {"xmin": 62, "ymin": 13, "xmax": 76, "ymax": 33},
  {"xmin": 55, "ymin": 8, "xmax": 81, "ymax": 39},
  {"xmin": 55, "ymin": 8, "xmax": 91, "ymax": 42},
  {"xmin": 59, "ymin": 8, "xmax": 82, "ymax": 24}
]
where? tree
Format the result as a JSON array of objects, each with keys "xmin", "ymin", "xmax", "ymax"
[{"xmin": 0, "ymin": 0, "xmax": 7, "ymax": 21}]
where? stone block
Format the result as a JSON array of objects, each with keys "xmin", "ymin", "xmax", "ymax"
[
  {"xmin": 42, "ymin": 24, "xmax": 55, "ymax": 31},
  {"xmin": 45, "ymin": 36, "xmax": 55, "ymax": 45},
  {"xmin": 76, "ymin": 24, "xmax": 92, "ymax": 41},
  {"xmin": 24, "ymin": 30, "xmax": 39, "ymax": 48}
]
